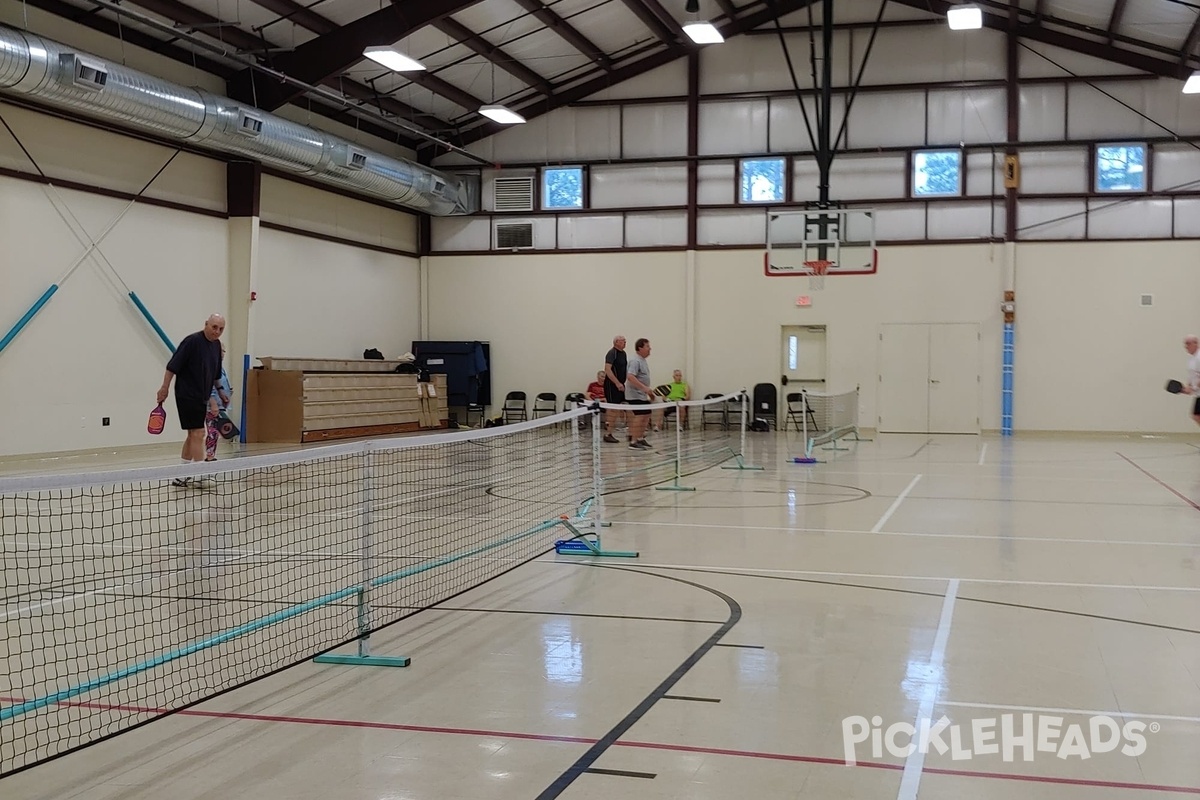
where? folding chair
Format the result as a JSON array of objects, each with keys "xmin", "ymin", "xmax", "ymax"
[
  {"xmin": 532, "ymin": 392, "xmax": 557, "ymax": 419},
  {"xmin": 784, "ymin": 392, "xmax": 819, "ymax": 433},
  {"xmin": 502, "ymin": 391, "xmax": 527, "ymax": 423}
]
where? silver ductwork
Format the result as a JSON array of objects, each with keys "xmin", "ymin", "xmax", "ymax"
[{"xmin": 0, "ymin": 25, "xmax": 476, "ymax": 216}]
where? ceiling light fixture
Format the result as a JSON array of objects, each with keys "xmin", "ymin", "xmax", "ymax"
[
  {"xmin": 1185, "ymin": 72, "xmax": 1200, "ymax": 94},
  {"xmin": 683, "ymin": 22, "xmax": 724, "ymax": 44},
  {"xmin": 947, "ymin": 5, "xmax": 983, "ymax": 30},
  {"xmin": 478, "ymin": 104, "xmax": 526, "ymax": 124},
  {"xmin": 362, "ymin": 46, "xmax": 426, "ymax": 72}
]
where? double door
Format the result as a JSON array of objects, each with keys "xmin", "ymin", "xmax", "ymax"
[{"xmin": 878, "ymin": 323, "xmax": 979, "ymax": 434}]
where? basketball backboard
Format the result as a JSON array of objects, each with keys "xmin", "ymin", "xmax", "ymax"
[{"xmin": 764, "ymin": 208, "xmax": 877, "ymax": 279}]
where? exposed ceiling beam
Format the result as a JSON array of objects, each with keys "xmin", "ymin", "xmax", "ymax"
[
  {"xmin": 617, "ymin": 0, "xmax": 684, "ymax": 43},
  {"xmin": 715, "ymin": 0, "xmax": 740, "ymax": 18},
  {"xmin": 1106, "ymin": 0, "xmax": 1128, "ymax": 43},
  {"xmin": 1033, "ymin": 0, "xmax": 1046, "ymax": 22},
  {"xmin": 442, "ymin": 0, "xmax": 821, "ymax": 150},
  {"xmin": 326, "ymin": 78, "xmax": 450, "ymax": 132},
  {"xmin": 509, "ymin": 0, "xmax": 614, "ymax": 71},
  {"xmin": 433, "ymin": 17, "xmax": 554, "ymax": 95},
  {"xmin": 887, "ymin": 0, "xmax": 1192, "ymax": 79},
  {"xmin": 237, "ymin": 0, "xmax": 331, "ymax": 38},
  {"xmin": 124, "ymin": 0, "xmax": 269, "ymax": 56},
  {"xmin": 227, "ymin": 0, "xmax": 485, "ymax": 111},
  {"xmin": 1181, "ymin": 13, "xmax": 1200, "ymax": 66}
]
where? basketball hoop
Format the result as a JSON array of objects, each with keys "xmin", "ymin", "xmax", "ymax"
[{"xmin": 804, "ymin": 260, "xmax": 832, "ymax": 291}]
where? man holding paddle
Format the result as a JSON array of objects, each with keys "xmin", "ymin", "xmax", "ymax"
[
  {"xmin": 1167, "ymin": 335, "xmax": 1200, "ymax": 429},
  {"xmin": 156, "ymin": 314, "xmax": 228, "ymax": 483}
]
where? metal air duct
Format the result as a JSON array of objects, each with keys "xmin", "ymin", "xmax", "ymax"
[{"xmin": 0, "ymin": 25, "xmax": 476, "ymax": 216}]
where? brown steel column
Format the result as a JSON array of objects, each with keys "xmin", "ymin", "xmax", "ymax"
[
  {"xmin": 1005, "ymin": 4, "xmax": 1019, "ymax": 242},
  {"xmin": 686, "ymin": 50, "xmax": 700, "ymax": 250}
]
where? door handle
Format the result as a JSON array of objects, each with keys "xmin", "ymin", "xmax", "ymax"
[
  {"xmin": 781, "ymin": 375, "xmax": 788, "ymax": 385},
  {"xmin": 930, "ymin": 379, "xmax": 940, "ymax": 384}
]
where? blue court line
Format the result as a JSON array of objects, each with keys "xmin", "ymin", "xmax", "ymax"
[{"xmin": 0, "ymin": 516, "xmax": 565, "ymax": 723}]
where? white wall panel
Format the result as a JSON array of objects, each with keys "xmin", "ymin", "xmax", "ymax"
[
  {"xmin": 1018, "ymin": 199, "xmax": 1087, "ymax": 239},
  {"xmin": 843, "ymin": 92, "xmax": 924, "ymax": 148},
  {"xmin": 699, "ymin": 33, "xmax": 826, "ymax": 94},
  {"xmin": 531, "ymin": 217, "xmax": 557, "ymax": 250},
  {"xmin": 1087, "ymin": 198, "xmax": 1172, "ymax": 239},
  {"xmin": 261, "ymin": 175, "xmax": 417, "ymax": 252},
  {"xmin": 1017, "ymin": 148, "xmax": 1089, "ymax": 194},
  {"xmin": 927, "ymin": 201, "xmax": 1003, "ymax": 240},
  {"xmin": 874, "ymin": 204, "xmax": 927, "ymax": 241},
  {"xmin": 768, "ymin": 97, "xmax": 822, "ymax": 153},
  {"xmin": 828, "ymin": 154, "xmax": 906, "ymax": 200},
  {"xmin": 858, "ymin": 26, "xmax": 1005, "ymax": 85},
  {"xmin": 1020, "ymin": 84, "xmax": 1066, "ymax": 141},
  {"xmin": 926, "ymin": 89, "xmax": 1006, "ymax": 146},
  {"xmin": 1153, "ymin": 146, "xmax": 1200, "ymax": 193},
  {"xmin": 1173, "ymin": 198, "xmax": 1200, "ymax": 237},
  {"xmin": 622, "ymin": 104, "xmax": 688, "ymax": 158},
  {"xmin": 557, "ymin": 215, "xmax": 624, "ymax": 249},
  {"xmin": 625, "ymin": 211, "xmax": 687, "ymax": 247},
  {"xmin": 587, "ymin": 59, "xmax": 688, "ymax": 100},
  {"xmin": 697, "ymin": 209, "xmax": 765, "ymax": 246},
  {"xmin": 699, "ymin": 100, "xmax": 769, "ymax": 155},
  {"xmin": 697, "ymin": 162, "xmax": 735, "ymax": 205},
  {"xmin": 1067, "ymin": 81, "xmax": 1155, "ymax": 139},
  {"xmin": 486, "ymin": 106, "xmax": 622, "ymax": 163},
  {"xmin": 591, "ymin": 164, "xmax": 687, "ymax": 208},
  {"xmin": 431, "ymin": 217, "xmax": 490, "ymax": 251},
  {"xmin": 965, "ymin": 150, "xmax": 1004, "ymax": 196},
  {"xmin": 1137, "ymin": 79, "xmax": 1200, "ymax": 138},
  {"xmin": 793, "ymin": 159, "xmax": 819, "ymax": 203}
]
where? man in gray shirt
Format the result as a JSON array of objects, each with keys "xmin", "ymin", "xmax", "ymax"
[{"xmin": 624, "ymin": 338, "xmax": 655, "ymax": 449}]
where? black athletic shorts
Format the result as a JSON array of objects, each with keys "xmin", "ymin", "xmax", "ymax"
[
  {"xmin": 604, "ymin": 383, "xmax": 624, "ymax": 405},
  {"xmin": 1194, "ymin": 397, "xmax": 1200, "ymax": 416},
  {"xmin": 176, "ymin": 395, "xmax": 207, "ymax": 430},
  {"xmin": 627, "ymin": 399, "xmax": 651, "ymax": 416}
]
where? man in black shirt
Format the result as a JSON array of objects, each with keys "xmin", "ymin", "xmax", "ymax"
[
  {"xmin": 603, "ymin": 335, "xmax": 627, "ymax": 444},
  {"xmin": 157, "ymin": 314, "xmax": 227, "ymax": 476}
]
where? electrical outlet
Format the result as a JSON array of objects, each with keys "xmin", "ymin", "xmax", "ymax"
[{"xmin": 102, "ymin": 417, "xmax": 110, "ymax": 427}]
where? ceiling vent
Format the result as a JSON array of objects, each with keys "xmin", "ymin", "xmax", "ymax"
[
  {"xmin": 493, "ymin": 176, "xmax": 534, "ymax": 212},
  {"xmin": 60, "ymin": 53, "xmax": 107, "ymax": 92},
  {"xmin": 343, "ymin": 147, "xmax": 368, "ymax": 170},
  {"xmin": 236, "ymin": 109, "xmax": 264, "ymax": 137}
]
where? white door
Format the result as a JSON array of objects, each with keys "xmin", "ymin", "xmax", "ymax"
[
  {"xmin": 781, "ymin": 325, "xmax": 827, "ymax": 391},
  {"xmin": 929, "ymin": 323, "xmax": 980, "ymax": 434},
  {"xmin": 878, "ymin": 323, "xmax": 980, "ymax": 434},
  {"xmin": 878, "ymin": 324, "xmax": 931, "ymax": 433}
]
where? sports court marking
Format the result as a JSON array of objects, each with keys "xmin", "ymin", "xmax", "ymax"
[
  {"xmin": 871, "ymin": 475, "xmax": 922, "ymax": 533},
  {"xmin": 897, "ymin": 579, "xmax": 959, "ymax": 800},
  {"xmin": 1118, "ymin": 453, "xmax": 1200, "ymax": 513},
  {"xmin": 618, "ymin": 520, "xmax": 1199, "ymax": 548},
  {"xmin": 939, "ymin": 700, "xmax": 1200, "ymax": 726},
  {"xmin": 6, "ymin": 696, "xmax": 1198, "ymax": 795},
  {"xmin": 619, "ymin": 562, "xmax": 1200, "ymax": 592}
]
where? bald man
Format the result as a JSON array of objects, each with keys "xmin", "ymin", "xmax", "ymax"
[
  {"xmin": 1184, "ymin": 335, "xmax": 1200, "ymax": 428},
  {"xmin": 157, "ymin": 314, "xmax": 227, "ymax": 480}
]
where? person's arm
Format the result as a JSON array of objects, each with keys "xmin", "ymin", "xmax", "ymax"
[
  {"xmin": 627, "ymin": 369, "xmax": 654, "ymax": 395},
  {"xmin": 604, "ymin": 357, "xmax": 623, "ymax": 391},
  {"xmin": 684, "ymin": 383, "xmax": 691, "ymax": 401},
  {"xmin": 157, "ymin": 370, "xmax": 174, "ymax": 405}
]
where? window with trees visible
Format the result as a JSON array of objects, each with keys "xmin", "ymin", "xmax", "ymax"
[
  {"xmin": 1095, "ymin": 144, "xmax": 1146, "ymax": 192},
  {"xmin": 739, "ymin": 157, "xmax": 787, "ymax": 203},
  {"xmin": 912, "ymin": 150, "xmax": 963, "ymax": 197},
  {"xmin": 542, "ymin": 167, "xmax": 585, "ymax": 209}
]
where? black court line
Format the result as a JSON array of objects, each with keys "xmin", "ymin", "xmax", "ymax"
[
  {"xmin": 535, "ymin": 565, "xmax": 741, "ymax": 800},
  {"xmin": 644, "ymin": 564, "xmax": 1200, "ymax": 638},
  {"xmin": 714, "ymin": 643, "xmax": 764, "ymax": 649},
  {"xmin": 662, "ymin": 694, "xmax": 721, "ymax": 703},
  {"xmin": 583, "ymin": 767, "xmax": 657, "ymax": 779},
  {"xmin": 384, "ymin": 605, "xmax": 726, "ymax": 626}
]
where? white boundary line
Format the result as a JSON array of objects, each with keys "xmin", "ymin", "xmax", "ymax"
[
  {"xmin": 939, "ymin": 700, "xmax": 1200, "ymax": 725},
  {"xmin": 623, "ymin": 561, "xmax": 1200, "ymax": 592},
  {"xmin": 898, "ymin": 578, "xmax": 959, "ymax": 800},
  {"xmin": 617, "ymin": 520, "xmax": 1199, "ymax": 548},
  {"xmin": 978, "ymin": 444, "xmax": 987, "ymax": 465},
  {"xmin": 872, "ymin": 474, "xmax": 922, "ymax": 533}
]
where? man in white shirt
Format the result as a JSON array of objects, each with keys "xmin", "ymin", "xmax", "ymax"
[
  {"xmin": 1184, "ymin": 335, "xmax": 1200, "ymax": 428},
  {"xmin": 624, "ymin": 338, "xmax": 655, "ymax": 449}
]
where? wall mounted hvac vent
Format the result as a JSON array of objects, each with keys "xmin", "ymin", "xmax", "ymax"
[
  {"xmin": 60, "ymin": 53, "xmax": 108, "ymax": 92},
  {"xmin": 343, "ymin": 147, "xmax": 367, "ymax": 170},
  {"xmin": 1140, "ymin": 293, "xmax": 1154, "ymax": 307},
  {"xmin": 237, "ymin": 110, "xmax": 264, "ymax": 137},
  {"xmin": 495, "ymin": 221, "xmax": 534, "ymax": 250},
  {"xmin": 493, "ymin": 176, "xmax": 534, "ymax": 212}
]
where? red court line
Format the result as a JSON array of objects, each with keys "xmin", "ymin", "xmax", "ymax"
[
  {"xmin": 5, "ymin": 696, "xmax": 1199, "ymax": 794},
  {"xmin": 1118, "ymin": 453, "xmax": 1200, "ymax": 512}
]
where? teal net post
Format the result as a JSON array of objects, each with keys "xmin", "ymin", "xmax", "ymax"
[
  {"xmin": 556, "ymin": 404, "xmax": 636, "ymax": 557},
  {"xmin": 723, "ymin": 390, "xmax": 764, "ymax": 471},
  {"xmin": 127, "ymin": 291, "xmax": 175, "ymax": 353},
  {"xmin": 314, "ymin": 445, "xmax": 410, "ymax": 668},
  {"xmin": 0, "ymin": 285, "xmax": 58, "ymax": 358}
]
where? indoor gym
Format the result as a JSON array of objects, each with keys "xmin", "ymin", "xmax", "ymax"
[{"xmin": 2, "ymin": 0, "xmax": 1200, "ymax": 798}]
